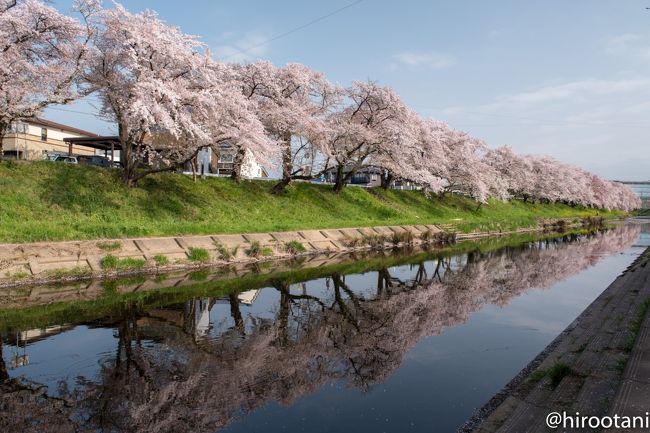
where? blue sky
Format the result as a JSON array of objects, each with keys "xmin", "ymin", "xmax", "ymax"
[{"xmin": 46, "ymin": 0, "xmax": 650, "ymax": 180}]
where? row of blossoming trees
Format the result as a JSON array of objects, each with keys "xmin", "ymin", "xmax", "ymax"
[{"xmin": 0, "ymin": 0, "xmax": 641, "ymax": 210}]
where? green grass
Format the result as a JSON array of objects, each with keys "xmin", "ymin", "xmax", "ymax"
[
  {"xmin": 245, "ymin": 240, "xmax": 263, "ymax": 257},
  {"xmin": 215, "ymin": 243, "xmax": 238, "ymax": 260},
  {"xmin": 624, "ymin": 297, "xmax": 650, "ymax": 352},
  {"xmin": 187, "ymin": 247, "xmax": 210, "ymax": 262},
  {"xmin": 0, "ymin": 160, "xmax": 624, "ymax": 243},
  {"xmin": 44, "ymin": 266, "xmax": 91, "ymax": 278},
  {"xmin": 529, "ymin": 362, "xmax": 574, "ymax": 388},
  {"xmin": 99, "ymin": 254, "xmax": 146, "ymax": 270},
  {"xmin": 96, "ymin": 241, "xmax": 121, "ymax": 251},
  {"xmin": 547, "ymin": 362, "xmax": 574, "ymax": 388},
  {"xmin": 284, "ymin": 240, "xmax": 306, "ymax": 254},
  {"xmin": 153, "ymin": 254, "xmax": 169, "ymax": 266}
]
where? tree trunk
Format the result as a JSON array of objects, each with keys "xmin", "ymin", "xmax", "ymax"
[
  {"xmin": 271, "ymin": 175, "xmax": 292, "ymax": 194},
  {"xmin": 228, "ymin": 293, "xmax": 244, "ymax": 333},
  {"xmin": 0, "ymin": 122, "xmax": 9, "ymax": 162},
  {"xmin": 381, "ymin": 170, "xmax": 393, "ymax": 190},
  {"xmin": 190, "ymin": 159, "xmax": 197, "ymax": 183},
  {"xmin": 333, "ymin": 165, "xmax": 346, "ymax": 193},
  {"xmin": 230, "ymin": 146, "xmax": 246, "ymax": 183},
  {"xmin": 271, "ymin": 132, "xmax": 293, "ymax": 195},
  {"xmin": 121, "ymin": 143, "xmax": 136, "ymax": 187},
  {"xmin": 119, "ymin": 123, "xmax": 137, "ymax": 187},
  {"xmin": 276, "ymin": 283, "xmax": 291, "ymax": 346},
  {"xmin": 0, "ymin": 340, "xmax": 9, "ymax": 383}
]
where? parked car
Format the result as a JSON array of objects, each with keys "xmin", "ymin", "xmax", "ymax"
[
  {"xmin": 53, "ymin": 155, "xmax": 78, "ymax": 164},
  {"xmin": 78, "ymin": 155, "xmax": 112, "ymax": 168},
  {"xmin": 44, "ymin": 153, "xmax": 63, "ymax": 161}
]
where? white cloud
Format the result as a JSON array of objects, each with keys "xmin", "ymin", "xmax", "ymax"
[
  {"xmin": 605, "ymin": 33, "xmax": 650, "ymax": 60},
  {"xmin": 391, "ymin": 51, "xmax": 454, "ymax": 70},
  {"xmin": 215, "ymin": 33, "xmax": 270, "ymax": 63},
  {"xmin": 483, "ymin": 78, "xmax": 650, "ymax": 109},
  {"xmin": 439, "ymin": 76, "xmax": 650, "ymax": 181}
]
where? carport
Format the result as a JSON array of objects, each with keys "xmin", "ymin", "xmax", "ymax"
[{"xmin": 63, "ymin": 136, "xmax": 121, "ymax": 163}]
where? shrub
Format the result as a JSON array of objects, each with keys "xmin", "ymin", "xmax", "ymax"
[
  {"xmin": 188, "ymin": 247, "xmax": 210, "ymax": 262},
  {"xmin": 261, "ymin": 246, "xmax": 274, "ymax": 256},
  {"xmin": 438, "ymin": 231, "xmax": 457, "ymax": 245},
  {"xmin": 97, "ymin": 241, "xmax": 122, "ymax": 251},
  {"xmin": 45, "ymin": 266, "xmax": 91, "ymax": 278},
  {"xmin": 12, "ymin": 271, "xmax": 30, "ymax": 279},
  {"xmin": 528, "ymin": 362, "xmax": 574, "ymax": 388},
  {"xmin": 215, "ymin": 242, "xmax": 238, "ymax": 260},
  {"xmin": 581, "ymin": 216, "xmax": 605, "ymax": 228},
  {"xmin": 421, "ymin": 230, "xmax": 457, "ymax": 245},
  {"xmin": 100, "ymin": 254, "xmax": 146, "ymax": 270},
  {"xmin": 391, "ymin": 231, "xmax": 414, "ymax": 246},
  {"xmin": 284, "ymin": 240, "xmax": 306, "ymax": 254},
  {"xmin": 420, "ymin": 230, "xmax": 434, "ymax": 242},
  {"xmin": 246, "ymin": 240, "xmax": 263, "ymax": 257},
  {"xmin": 548, "ymin": 362, "xmax": 573, "ymax": 388},
  {"xmin": 153, "ymin": 254, "xmax": 169, "ymax": 266},
  {"xmin": 364, "ymin": 234, "xmax": 389, "ymax": 249},
  {"xmin": 345, "ymin": 237, "xmax": 363, "ymax": 248}
]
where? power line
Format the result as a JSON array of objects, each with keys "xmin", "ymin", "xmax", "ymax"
[
  {"xmin": 46, "ymin": 106, "xmax": 107, "ymax": 120},
  {"xmin": 222, "ymin": 0, "xmax": 365, "ymax": 61}
]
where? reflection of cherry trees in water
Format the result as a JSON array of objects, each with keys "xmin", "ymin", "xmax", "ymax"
[{"xmin": 0, "ymin": 226, "xmax": 641, "ymax": 433}]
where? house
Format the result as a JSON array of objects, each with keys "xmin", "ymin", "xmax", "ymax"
[
  {"xmin": 322, "ymin": 166, "xmax": 420, "ymax": 190},
  {"xmin": 193, "ymin": 143, "xmax": 267, "ymax": 178},
  {"xmin": 323, "ymin": 166, "xmax": 383, "ymax": 187},
  {"xmin": 2, "ymin": 117, "xmax": 99, "ymax": 160}
]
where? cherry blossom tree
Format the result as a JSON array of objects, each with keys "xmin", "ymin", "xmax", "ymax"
[
  {"xmin": 325, "ymin": 81, "xmax": 418, "ymax": 193},
  {"xmin": 368, "ymin": 110, "xmax": 447, "ymax": 192},
  {"xmin": 232, "ymin": 60, "xmax": 336, "ymax": 191},
  {"xmin": 0, "ymin": 0, "xmax": 93, "ymax": 158},
  {"xmin": 85, "ymin": 3, "xmax": 272, "ymax": 186},
  {"xmin": 432, "ymin": 124, "xmax": 501, "ymax": 203}
]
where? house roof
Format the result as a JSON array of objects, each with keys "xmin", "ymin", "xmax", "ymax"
[
  {"xmin": 28, "ymin": 117, "xmax": 99, "ymax": 138},
  {"xmin": 64, "ymin": 136, "xmax": 121, "ymax": 151}
]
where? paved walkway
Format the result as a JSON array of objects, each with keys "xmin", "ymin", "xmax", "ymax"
[
  {"xmin": 609, "ymin": 248, "xmax": 650, "ymax": 433},
  {"xmin": 466, "ymin": 246, "xmax": 650, "ymax": 433}
]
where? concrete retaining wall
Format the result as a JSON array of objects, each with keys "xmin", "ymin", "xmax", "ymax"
[{"xmin": 0, "ymin": 222, "xmax": 559, "ymax": 287}]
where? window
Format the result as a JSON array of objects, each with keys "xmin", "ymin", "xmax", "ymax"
[
  {"xmin": 40, "ymin": 128, "xmax": 47, "ymax": 142},
  {"xmin": 9, "ymin": 122, "xmax": 27, "ymax": 134}
]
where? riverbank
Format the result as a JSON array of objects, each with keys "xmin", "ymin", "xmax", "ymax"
[
  {"xmin": 0, "ymin": 230, "xmax": 580, "ymax": 332},
  {"xmin": 462, "ymin": 245, "xmax": 650, "ymax": 433},
  {"xmin": 0, "ymin": 218, "xmax": 607, "ymax": 288},
  {"xmin": 0, "ymin": 160, "xmax": 621, "ymax": 243}
]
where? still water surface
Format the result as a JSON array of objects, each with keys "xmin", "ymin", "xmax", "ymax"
[{"xmin": 1, "ymin": 223, "xmax": 648, "ymax": 433}]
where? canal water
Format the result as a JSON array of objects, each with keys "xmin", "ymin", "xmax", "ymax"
[{"xmin": 1, "ymin": 223, "xmax": 648, "ymax": 433}]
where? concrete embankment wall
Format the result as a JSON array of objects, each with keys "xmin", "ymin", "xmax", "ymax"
[{"xmin": 0, "ymin": 221, "xmax": 569, "ymax": 288}]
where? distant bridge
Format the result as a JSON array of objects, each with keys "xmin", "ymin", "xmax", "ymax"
[{"xmin": 616, "ymin": 181, "xmax": 650, "ymax": 209}]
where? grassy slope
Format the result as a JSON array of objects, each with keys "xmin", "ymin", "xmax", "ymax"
[{"xmin": 0, "ymin": 160, "xmax": 622, "ymax": 243}]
